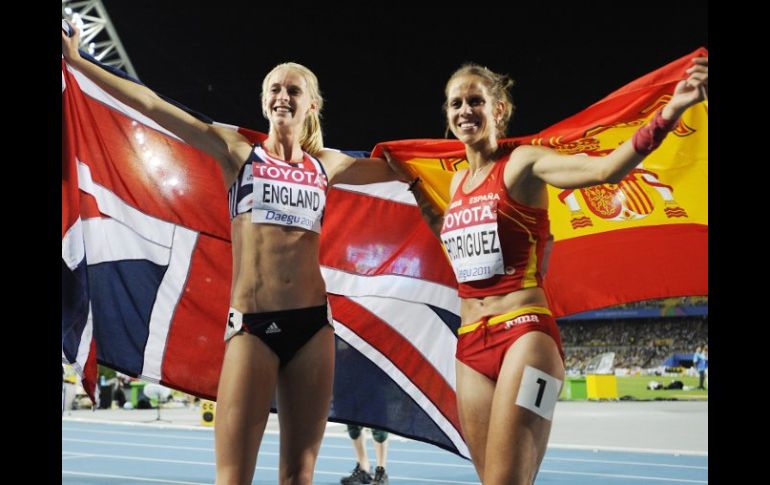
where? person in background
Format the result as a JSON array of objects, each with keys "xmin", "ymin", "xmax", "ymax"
[
  {"xmin": 340, "ymin": 425, "xmax": 389, "ymax": 485},
  {"xmin": 693, "ymin": 345, "xmax": 708, "ymax": 389}
]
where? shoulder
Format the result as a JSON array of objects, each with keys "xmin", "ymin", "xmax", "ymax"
[
  {"xmin": 508, "ymin": 144, "xmax": 556, "ymax": 166},
  {"xmin": 316, "ymin": 148, "xmax": 353, "ymax": 172},
  {"xmin": 316, "ymin": 148, "xmax": 348, "ymax": 164},
  {"xmin": 209, "ymin": 125, "xmax": 252, "ymax": 161},
  {"xmin": 505, "ymin": 145, "xmax": 562, "ymax": 182}
]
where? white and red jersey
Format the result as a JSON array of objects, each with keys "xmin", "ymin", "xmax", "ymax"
[{"xmin": 228, "ymin": 145, "xmax": 328, "ymax": 233}]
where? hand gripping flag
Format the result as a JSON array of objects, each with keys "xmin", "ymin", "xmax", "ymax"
[
  {"xmin": 61, "ymin": 54, "xmax": 467, "ymax": 455},
  {"xmin": 63, "ymin": 48, "xmax": 706, "ymax": 458},
  {"xmin": 62, "ymin": 56, "xmax": 233, "ymax": 406},
  {"xmin": 371, "ymin": 47, "xmax": 708, "ymax": 318}
]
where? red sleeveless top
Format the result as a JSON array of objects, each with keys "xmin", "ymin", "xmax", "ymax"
[{"xmin": 439, "ymin": 158, "xmax": 552, "ymax": 298}]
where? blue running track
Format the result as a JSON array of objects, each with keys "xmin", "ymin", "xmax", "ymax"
[{"xmin": 62, "ymin": 421, "xmax": 707, "ymax": 484}]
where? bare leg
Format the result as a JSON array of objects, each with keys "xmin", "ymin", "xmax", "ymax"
[
  {"xmin": 455, "ymin": 359, "xmax": 495, "ymax": 482},
  {"xmin": 351, "ymin": 433, "xmax": 371, "ymax": 472},
  {"xmin": 215, "ymin": 334, "xmax": 280, "ymax": 485},
  {"xmin": 483, "ymin": 332, "xmax": 565, "ymax": 485},
  {"xmin": 277, "ymin": 325, "xmax": 335, "ymax": 485},
  {"xmin": 374, "ymin": 436, "xmax": 387, "ymax": 469}
]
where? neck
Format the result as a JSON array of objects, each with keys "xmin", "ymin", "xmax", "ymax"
[
  {"xmin": 265, "ymin": 129, "xmax": 304, "ymax": 163},
  {"xmin": 465, "ymin": 138, "xmax": 500, "ymax": 172}
]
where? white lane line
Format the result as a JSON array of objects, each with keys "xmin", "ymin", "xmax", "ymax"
[
  {"xmin": 62, "ymin": 454, "xmax": 481, "ymax": 484},
  {"xmin": 540, "ymin": 468, "xmax": 707, "ymax": 483},
  {"xmin": 62, "ymin": 471, "xmax": 210, "ymax": 484},
  {"xmin": 548, "ymin": 443, "xmax": 708, "ymax": 457},
  {"xmin": 544, "ymin": 456, "xmax": 707, "ymax": 469}
]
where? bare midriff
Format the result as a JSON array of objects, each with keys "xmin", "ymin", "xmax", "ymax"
[
  {"xmin": 229, "ymin": 214, "xmax": 327, "ymax": 313},
  {"xmin": 459, "ymin": 286, "xmax": 549, "ymax": 326}
]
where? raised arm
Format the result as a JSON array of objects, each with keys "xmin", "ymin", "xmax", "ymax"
[
  {"xmin": 62, "ymin": 23, "xmax": 248, "ymax": 185},
  {"xmin": 525, "ymin": 57, "xmax": 708, "ymax": 190}
]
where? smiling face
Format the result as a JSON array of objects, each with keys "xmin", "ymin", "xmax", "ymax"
[
  {"xmin": 261, "ymin": 67, "xmax": 317, "ymax": 130},
  {"xmin": 445, "ymin": 74, "xmax": 504, "ymax": 146}
]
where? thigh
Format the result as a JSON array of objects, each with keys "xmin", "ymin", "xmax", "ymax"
[
  {"xmin": 276, "ymin": 325, "xmax": 336, "ymax": 478},
  {"xmin": 484, "ymin": 331, "xmax": 564, "ymax": 485},
  {"xmin": 215, "ymin": 334, "xmax": 280, "ymax": 482},
  {"xmin": 455, "ymin": 359, "xmax": 495, "ymax": 481}
]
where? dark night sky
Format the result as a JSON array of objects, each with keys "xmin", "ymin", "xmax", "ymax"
[{"xmin": 98, "ymin": 2, "xmax": 708, "ymax": 151}]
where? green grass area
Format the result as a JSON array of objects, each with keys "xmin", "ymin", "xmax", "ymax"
[{"xmin": 560, "ymin": 374, "xmax": 708, "ymax": 401}]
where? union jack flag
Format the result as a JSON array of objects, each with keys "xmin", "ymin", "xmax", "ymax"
[{"xmin": 61, "ymin": 54, "xmax": 469, "ymax": 456}]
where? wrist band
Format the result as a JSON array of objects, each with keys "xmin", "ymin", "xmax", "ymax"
[{"xmin": 631, "ymin": 109, "xmax": 678, "ymax": 156}]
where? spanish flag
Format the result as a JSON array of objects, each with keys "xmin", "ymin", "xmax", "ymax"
[{"xmin": 370, "ymin": 48, "xmax": 708, "ymax": 317}]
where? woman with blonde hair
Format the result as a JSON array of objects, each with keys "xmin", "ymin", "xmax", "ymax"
[{"xmin": 63, "ymin": 24, "xmax": 398, "ymax": 485}]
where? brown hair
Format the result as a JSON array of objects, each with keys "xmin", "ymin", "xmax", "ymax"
[{"xmin": 444, "ymin": 63, "xmax": 516, "ymax": 138}]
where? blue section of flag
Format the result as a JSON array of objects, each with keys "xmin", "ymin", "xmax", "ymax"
[
  {"xmin": 62, "ymin": 258, "xmax": 89, "ymax": 362},
  {"xmin": 89, "ymin": 260, "xmax": 167, "ymax": 374},
  {"xmin": 428, "ymin": 304, "xmax": 461, "ymax": 335},
  {"xmin": 330, "ymin": 335, "xmax": 457, "ymax": 454}
]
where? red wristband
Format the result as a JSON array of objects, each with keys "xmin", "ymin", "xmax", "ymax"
[{"xmin": 631, "ymin": 110, "xmax": 678, "ymax": 156}]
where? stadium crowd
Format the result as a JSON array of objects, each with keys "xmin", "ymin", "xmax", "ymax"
[{"xmin": 558, "ymin": 315, "xmax": 707, "ymax": 372}]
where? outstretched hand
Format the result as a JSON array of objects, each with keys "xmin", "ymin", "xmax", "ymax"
[
  {"xmin": 61, "ymin": 20, "xmax": 82, "ymax": 64},
  {"xmin": 664, "ymin": 57, "xmax": 708, "ymax": 119},
  {"xmin": 382, "ymin": 148, "xmax": 414, "ymax": 183}
]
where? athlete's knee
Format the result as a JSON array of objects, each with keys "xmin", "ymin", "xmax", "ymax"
[
  {"xmin": 280, "ymin": 468, "xmax": 314, "ymax": 485},
  {"xmin": 371, "ymin": 429, "xmax": 388, "ymax": 443},
  {"xmin": 347, "ymin": 424, "xmax": 363, "ymax": 439}
]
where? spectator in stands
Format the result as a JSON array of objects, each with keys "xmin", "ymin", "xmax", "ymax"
[{"xmin": 558, "ymin": 316, "xmax": 708, "ymax": 371}]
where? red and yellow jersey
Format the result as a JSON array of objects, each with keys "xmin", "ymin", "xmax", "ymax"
[{"xmin": 440, "ymin": 157, "xmax": 551, "ymax": 298}]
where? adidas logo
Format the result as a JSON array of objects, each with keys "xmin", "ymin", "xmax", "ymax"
[{"xmin": 265, "ymin": 322, "xmax": 281, "ymax": 334}]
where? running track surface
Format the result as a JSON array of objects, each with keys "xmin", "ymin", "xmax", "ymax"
[{"xmin": 62, "ymin": 419, "xmax": 707, "ymax": 484}]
